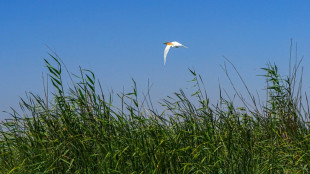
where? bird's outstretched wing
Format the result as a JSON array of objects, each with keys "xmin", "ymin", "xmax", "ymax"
[
  {"xmin": 172, "ymin": 41, "xmax": 188, "ymax": 48},
  {"xmin": 164, "ymin": 45, "xmax": 171, "ymax": 65}
]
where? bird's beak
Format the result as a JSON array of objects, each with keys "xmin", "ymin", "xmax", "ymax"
[{"xmin": 163, "ymin": 42, "xmax": 167, "ymax": 45}]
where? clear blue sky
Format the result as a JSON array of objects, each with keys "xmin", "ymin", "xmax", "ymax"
[{"xmin": 1, "ymin": 1, "xmax": 310, "ymax": 118}]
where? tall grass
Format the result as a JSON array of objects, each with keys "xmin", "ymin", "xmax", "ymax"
[{"xmin": 1, "ymin": 49, "xmax": 310, "ymax": 173}]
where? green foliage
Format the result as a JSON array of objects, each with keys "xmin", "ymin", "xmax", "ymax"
[{"xmin": 0, "ymin": 53, "xmax": 310, "ymax": 173}]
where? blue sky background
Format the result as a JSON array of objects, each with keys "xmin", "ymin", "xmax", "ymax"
[{"xmin": 1, "ymin": 1, "xmax": 310, "ymax": 119}]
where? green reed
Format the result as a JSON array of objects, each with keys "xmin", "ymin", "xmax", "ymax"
[{"xmin": 0, "ymin": 50, "xmax": 310, "ymax": 173}]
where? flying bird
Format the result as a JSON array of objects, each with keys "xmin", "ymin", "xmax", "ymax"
[{"xmin": 163, "ymin": 41, "xmax": 187, "ymax": 65}]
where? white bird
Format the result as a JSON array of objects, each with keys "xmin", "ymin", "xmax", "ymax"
[{"xmin": 163, "ymin": 41, "xmax": 187, "ymax": 65}]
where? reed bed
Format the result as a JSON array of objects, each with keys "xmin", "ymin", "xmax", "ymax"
[{"xmin": 1, "ymin": 51, "xmax": 310, "ymax": 173}]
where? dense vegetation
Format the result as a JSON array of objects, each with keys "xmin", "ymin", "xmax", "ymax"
[{"xmin": 1, "ymin": 51, "xmax": 310, "ymax": 173}]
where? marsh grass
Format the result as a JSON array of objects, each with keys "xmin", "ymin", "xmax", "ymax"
[{"xmin": 1, "ymin": 48, "xmax": 310, "ymax": 173}]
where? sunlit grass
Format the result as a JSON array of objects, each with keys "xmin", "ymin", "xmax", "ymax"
[{"xmin": 1, "ymin": 49, "xmax": 310, "ymax": 173}]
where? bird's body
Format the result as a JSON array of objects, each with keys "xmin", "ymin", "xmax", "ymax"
[{"xmin": 163, "ymin": 41, "xmax": 187, "ymax": 65}]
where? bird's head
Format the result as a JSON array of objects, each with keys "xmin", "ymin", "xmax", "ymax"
[{"xmin": 164, "ymin": 42, "xmax": 173, "ymax": 46}]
